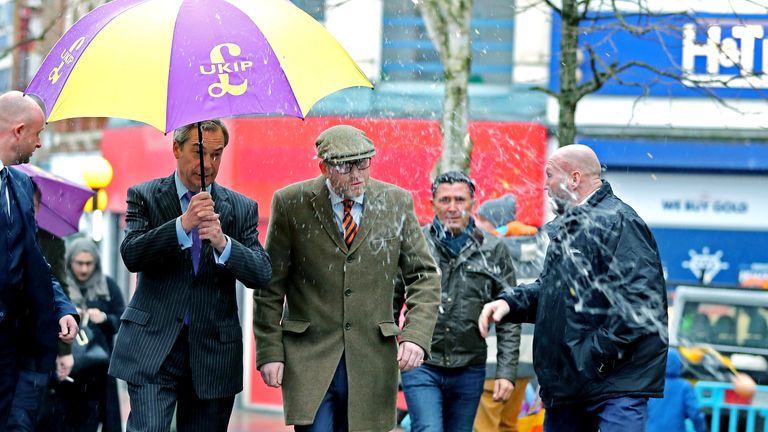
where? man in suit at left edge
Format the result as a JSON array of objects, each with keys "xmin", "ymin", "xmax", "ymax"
[
  {"xmin": 0, "ymin": 90, "xmax": 80, "ymax": 431},
  {"xmin": 109, "ymin": 119, "xmax": 272, "ymax": 432}
]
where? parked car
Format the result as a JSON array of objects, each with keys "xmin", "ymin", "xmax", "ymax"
[{"xmin": 670, "ymin": 284, "xmax": 768, "ymax": 385}]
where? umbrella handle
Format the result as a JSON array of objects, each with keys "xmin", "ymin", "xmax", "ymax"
[
  {"xmin": 196, "ymin": 122, "xmax": 211, "ymax": 247},
  {"xmin": 198, "ymin": 122, "xmax": 206, "ymax": 192}
]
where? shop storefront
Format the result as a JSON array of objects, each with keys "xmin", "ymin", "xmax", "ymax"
[
  {"xmin": 549, "ymin": 10, "xmax": 768, "ymax": 287},
  {"xmin": 590, "ymin": 148, "xmax": 768, "ymax": 287}
]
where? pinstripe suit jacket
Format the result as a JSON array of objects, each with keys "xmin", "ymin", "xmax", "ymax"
[{"xmin": 109, "ymin": 174, "xmax": 271, "ymax": 399}]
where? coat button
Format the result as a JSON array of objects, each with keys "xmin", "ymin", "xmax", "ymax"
[
  {"xmin": 345, "ymin": 322, "xmax": 351, "ymax": 330},
  {"xmin": 346, "ymin": 256, "xmax": 354, "ymax": 263},
  {"xmin": 344, "ymin": 289, "xmax": 352, "ymax": 296}
]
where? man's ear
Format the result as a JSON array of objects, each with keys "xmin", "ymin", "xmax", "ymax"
[
  {"xmin": 172, "ymin": 141, "xmax": 182, "ymax": 160},
  {"xmin": 319, "ymin": 161, "xmax": 328, "ymax": 176},
  {"xmin": 12, "ymin": 122, "xmax": 24, "ymax": 138},
  {"xmin": 570, "ymin": 171, "xmax": 581, "ymax": 189}
]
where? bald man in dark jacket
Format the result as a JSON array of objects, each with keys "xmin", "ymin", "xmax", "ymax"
[{"xmin": 480, "ymin": 144, "xmax": 668, "ymax": 432}]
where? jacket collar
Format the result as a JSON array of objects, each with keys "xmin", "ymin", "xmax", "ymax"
[
  {"xmin": 159, "ymin": 173, "xmax": 230, "ymax": 219},
  {"xmin": 426, "ymin": 219, "xmax": 486, "ymax": 261},
  {"xmin": 583, "ymin": 181, "xmax": 612, "ymax": 208},
  {"xmin": 310, "ymin": 176, "xmax": 344, "ymax": 251},
  {"xmin": 310, "ymin": 176, "xmax": 382, "ymax": 254},
  {"xmin": 6, "ymin": 166, "xmax": 35, "ymax": 230},
  {"xmin": 549, "ymin": 181, "xmax": 613, "ymax": 241}
]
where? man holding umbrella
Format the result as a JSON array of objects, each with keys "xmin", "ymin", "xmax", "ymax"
[{"xmin": 109, "ymin": 119, "xmax": 272, "ymax": 431}]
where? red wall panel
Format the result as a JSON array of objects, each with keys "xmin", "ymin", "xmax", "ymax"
[{"xmin": 104, "ymin": 117, "xmax": 547, "ymax": 227}]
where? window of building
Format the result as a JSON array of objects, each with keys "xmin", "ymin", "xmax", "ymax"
[
  {"xmin": 381, "ymin": 0, "xmax": 515, "ymax": 84},
  {"xmin": 0, "ymin": 68, "xmax": 9, "ymax": 90},
  {"xmin": 0, "ymin": 0, "xmax": 12, "ymax": 91}
]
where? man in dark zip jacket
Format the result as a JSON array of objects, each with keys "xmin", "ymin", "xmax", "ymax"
[
  {"xmin": 400, "ymin": 172, "xmax": 521, "ymax": 432},
  {"xmin": 479, "ymin": 144, "xmax": 668, "ymax": 432}
]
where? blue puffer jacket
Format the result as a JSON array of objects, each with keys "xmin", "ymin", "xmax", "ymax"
[{"xmin": 647, "ymin": 349, "xmax": 707, "ymax": 432}]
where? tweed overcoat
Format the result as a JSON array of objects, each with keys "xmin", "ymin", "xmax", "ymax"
[{"xmin": 254, "ymin": 176, "xmax": 441, "ymax": 431}]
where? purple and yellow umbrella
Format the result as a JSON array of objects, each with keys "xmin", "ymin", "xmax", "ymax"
[{"xmin": 26, "ymin": 0, "xmax": 372, "ymax": 188}]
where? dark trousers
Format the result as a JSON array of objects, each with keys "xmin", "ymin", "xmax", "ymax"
[
  {"xmin": 0, "ymin": 324, "xmax": 20, "ymax": 432},
  {"xmin": 7, "ymin": 369, "xmax": 49, "ymax": 431},
  {"xmin": 544, "ymin": 396, "xmax": 648, "ymax": 432},
  {"xmin": 126, "ymin": 327, "xmax": 235, "ymax": 432},
  {"xmin": 295, "ymin": 355, "xmax": 349, "ymax": 432}
]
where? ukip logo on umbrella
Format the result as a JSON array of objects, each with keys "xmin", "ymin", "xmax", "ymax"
[
  {"xmin": 201, "ymin": 43, "xmax": 253, "ymax": 98},
  {"xmin": 48, "ymin": 37, "xmax": 86, "ymax": 84}
]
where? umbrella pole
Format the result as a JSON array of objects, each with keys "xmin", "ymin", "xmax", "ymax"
[
  {"xmin": 197, "ymin": 122, "xmax": 205, "ymax": 192},
  {"xmin": 196, "ymin": 122, "xmax": 210, "ymax": 246}
]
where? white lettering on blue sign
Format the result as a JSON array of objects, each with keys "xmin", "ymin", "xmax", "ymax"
[
  {"xmin": 682, "ymin": 23, "xmax": 768, "ymax": 88},
  {"xmin": 683, "ymin": 247, "xmax": 730, "ymax": 283},
  {"xmin": 660, "ymin": 199, "xmax": 748, "ymax": 214}
]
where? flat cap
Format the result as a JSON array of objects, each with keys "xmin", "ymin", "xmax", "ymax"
[{"xmin": 315, "ymin": 125, "xmax": 376, "ymax": 163}]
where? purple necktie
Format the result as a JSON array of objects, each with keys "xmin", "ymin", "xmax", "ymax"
[{"xmin": 184, "ymin": 191, "xmax": 201, "ymax": 274}]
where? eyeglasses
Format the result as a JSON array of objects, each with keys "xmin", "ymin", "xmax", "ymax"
[{"xmin": 326, "ymin": 158, "xmax": 371, "ymax": 174}]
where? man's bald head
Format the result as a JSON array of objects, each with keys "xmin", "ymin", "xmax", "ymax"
[
  {"xmin": 552, "ymin": 144, "xmax": 601, "ymax": 180},
  {"xmin": 0, "ymin": 91, "xmax": 43, "ymax": 126},
  {"xmin": 0, "ymin": 91, "xmax": 46, "ymax": 165},
  {"xmin": 545, "ymin": 144, "xmax": 603, "ymax": 213}
]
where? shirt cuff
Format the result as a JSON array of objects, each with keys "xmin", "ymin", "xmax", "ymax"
[
  {"xmin": 176, "ymin": 217, "xmax": 193, "ymax": 249},
  {"xmin": 213, "ymin": 235, "xmax": 232, "ymax": 265}
]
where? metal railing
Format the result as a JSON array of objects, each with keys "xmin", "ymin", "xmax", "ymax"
[{"xmin": 695, "ymin": 381, "xmax": 768, "ymax": 432}]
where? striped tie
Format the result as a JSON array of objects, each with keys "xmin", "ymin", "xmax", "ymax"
[{"xmin": 342, "ymin": 199, "xmax": 358, "ymax": 247}]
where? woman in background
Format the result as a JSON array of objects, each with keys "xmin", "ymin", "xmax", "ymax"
[{"xmin": 56, "ymin": 238, "xmax": 124, "ymax": 432}]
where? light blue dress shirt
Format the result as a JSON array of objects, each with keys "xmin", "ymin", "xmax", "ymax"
[
  {"xmin": 173, "ymin": 172, "xmax": 231, "ymax": 265},
  {"xmin": 326, "ymin": 179, "xmax": 364, "ymax": 235}
]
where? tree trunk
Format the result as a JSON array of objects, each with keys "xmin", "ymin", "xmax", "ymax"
[
  {"xmin": 557, "ymin": 0, "xmax": 579, "ymax": 148},
  {"xmin": 418, "ymin": 0, "xmax": 473, "ymax": 174}
]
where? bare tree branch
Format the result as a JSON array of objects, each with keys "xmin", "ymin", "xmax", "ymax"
[
  {"xmin": 530, "ymin": 85, "xmax": 560, "ymax": 98},
  {"xmin": 579, "ymin": 0, "xmax": 593, "ymax": 19},
  {"xmin": 541, "ymin": 0, "xmax": 562, "ymax": 16},
  {"xmin": 0, "ymin": 8, "xmax": 65, "ymax": 61}
]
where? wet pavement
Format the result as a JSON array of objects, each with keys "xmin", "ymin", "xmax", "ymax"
[
  {"xmin": 118, "ymin": 382, "xmax": 291, "ymax": 431},
  {"xmin": 227, "ymin": 406, "xmax": 292, "ymax": 432},
  {"xmin": 119, "ymin": 383, "xmax": 403, "ymax": 431}
]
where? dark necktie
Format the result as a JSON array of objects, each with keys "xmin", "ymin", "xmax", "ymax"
[
  {"xmin": 342, "ymin": 199, "xmax": 358, "ymax": 247},
  {"xmin": 0, "ymin": 168, "xmax": 9, "ymax": 222},
  {"xmin": 184, "ymin": 191, "xmax": 201, "ymax": 274}
]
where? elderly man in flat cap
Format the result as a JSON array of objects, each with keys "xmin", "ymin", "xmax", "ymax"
[{"xmin": 254, "ymin": 125, "xmax": 441, "ymax": 432}]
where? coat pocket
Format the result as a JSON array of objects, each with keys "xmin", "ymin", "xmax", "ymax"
[
  {"xmin": 378, "ymin": 321, "xmax": 401, "ymax": 337},
  {"xmin": 219, "ymin": 325, "xmax": 242, "ymax": 343},
  {"xmin": 282, "ymin": 319, "xmax": 310, "ymax": 334},
  {"xmin": 121, "ymin": 307, "xmax": 149, "ymax": 326}
]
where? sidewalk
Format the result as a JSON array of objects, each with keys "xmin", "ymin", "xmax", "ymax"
[
  {"xmin": 228, "ymin": 405, "xmax": 291, "ymax": 432},
  {"xmin": 119, "ymin": 383, "xmax": 402, "ymax": 431},
  {"xmin": 119, "ymin": 382, "xmax": 291, "ymax": 431}
]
